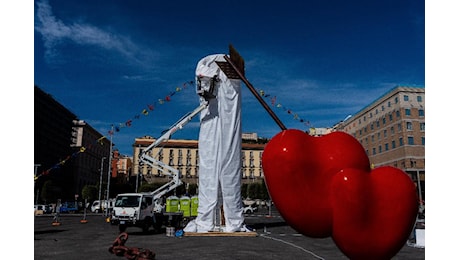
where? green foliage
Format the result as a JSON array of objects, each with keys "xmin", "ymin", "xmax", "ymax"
[
  {"xmin": 246, "ymin": 183, "xmax": 256, "ymax": 199},
  {"xmin": 40, "ymin": 180, "xmax": 59, "ymax": 203},
  {"xmin": 81, "ymin": 185, "xmax": 98, "ymax": 201},
  {"xmin": 241, "ymin": 181, "xmax": 269, "ymax": 200},
  {"xmin": 138, "ymin": 183, "xmax": 158, "ymax": 192},
  {"xmin": 241, "ymin": 183, "xmax": 248, "ymax": 198},
  {"xmin": 186, "ymin": 183, "xmax": 198, "ymax": 196},
  {"xmin": 259, "ymin": 179, "xmax": 270, "ymax": 200}
]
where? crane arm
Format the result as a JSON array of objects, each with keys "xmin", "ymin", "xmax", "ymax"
[{"xmin": 138, "ymin": 101, "xmax": 208, "ymax": 201}]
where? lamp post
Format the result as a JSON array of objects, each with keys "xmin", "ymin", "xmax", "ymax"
[
  {"xmin": 105, "ymin": 125, "xmax": 114, "ymax": 217},
  {"xmin": 98, "ymin": 157, "xmax": 106, "ymax": 214},
  {"xmin": 34, "ymin": 164, "xmax": 41, "ymax": 205},
  {"xmin": 135, "ymin": 144, "xmax": 141, "ymax": 193}
]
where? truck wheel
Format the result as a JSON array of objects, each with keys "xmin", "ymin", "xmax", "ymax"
[
  {"xmin": 142, "ymin": 217, "xmax": 153, "ymax": 233},
  {"xmin": 119, "ymin": 224, "xmax": 127, "ymax": 233},
  {"xmin": 142, "ymin": 223, "xmax": 150, "ymax": 233}
]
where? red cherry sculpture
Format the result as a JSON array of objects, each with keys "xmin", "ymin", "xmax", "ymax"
[
  {"xmin": 331, "ymin": 167, "xmax": 419, "ymax": 260},
  {"xmin": 262, "ymin": 129, "xmax": 419, "ymax": 259},
  {"xmin": 262, "ymin": 129, "xmax": 370, "ymax": 237}
]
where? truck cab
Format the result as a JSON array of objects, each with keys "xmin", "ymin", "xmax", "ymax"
[{"xmin": 111, "ymin": 193, "xmax": 157, "ymax": 232}]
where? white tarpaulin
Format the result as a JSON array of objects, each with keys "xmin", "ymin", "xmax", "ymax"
[{"xmin": 185, "ymin": 54, "xmax": 244, "ymax": 232}]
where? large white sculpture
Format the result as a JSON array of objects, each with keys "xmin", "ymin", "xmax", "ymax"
[{"xmin": 185, "ymin": 54, "xmax": 245, "ymax": 232}]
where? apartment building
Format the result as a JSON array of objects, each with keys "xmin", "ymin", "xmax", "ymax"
[
  {"xmin": 34, "ymin": 86, "xmax": 111, "ymax": 201},
  {"xmin": 337, "ymin": 86, "xmax": 425, "ymax": 200},
  {"xmin": 132, "ymin": 136, "xmax": 266, "ymax": 185}
]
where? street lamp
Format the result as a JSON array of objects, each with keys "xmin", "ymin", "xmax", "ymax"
[
  {"xmin": 34, "ymin": 164, "xmax": 41, "ymax": 205},
  {"xmin": 105, "ymin": 125, "xmax": 114, "ymax": 216},
  {"xmin": 136, "ymin": 145, "xmax": 141, "ymax": 192},
  {"xmin": 98, "ymin": 157, "xmax": 106, "ymax": 213}
]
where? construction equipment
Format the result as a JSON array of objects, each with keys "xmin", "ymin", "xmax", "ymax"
[
  {"xmin": 111, "ymin": 45, "xmax": 285, "ymax": 233},
  {"xmin": 111, "ymin": 101, "xmax": 209, "ymax": 233}
]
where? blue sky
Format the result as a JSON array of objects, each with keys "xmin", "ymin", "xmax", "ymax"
[{"xmin": 33, "ymin": 0, "xmax": 425, "ymax": 156}]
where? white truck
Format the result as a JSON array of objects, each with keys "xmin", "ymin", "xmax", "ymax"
[{"xmin": 111, "ymin": 102, "xmax": 209, "ymax": 233}]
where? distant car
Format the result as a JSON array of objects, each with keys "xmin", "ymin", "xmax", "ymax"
[
  {"xmin": 91, "ymin": 199, "xmax": 115, "ymax": 213},
  {"xmin": 59, "ymin": 201, "xmax": 79, "ymax": 213},
  {"xmin": 243, "ymin": 204, "xmax": 257, "ymax": 214}
]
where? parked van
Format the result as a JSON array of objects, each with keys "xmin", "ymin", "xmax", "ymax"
[{"xmin": 91, "ymin": 199, "xmax": 115, "ymax": 213}]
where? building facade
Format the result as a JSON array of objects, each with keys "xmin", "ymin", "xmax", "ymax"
[
  {"xmin": 132, "ymin": 136, "xmax": 266, "ymax": 185},
  {"xmin": 337, "ymin": 86, "xmax": 425, "ymax": 200},
  {"xmin": 35, "ymin": 85, "xmax": 111, "ymax": 202}
]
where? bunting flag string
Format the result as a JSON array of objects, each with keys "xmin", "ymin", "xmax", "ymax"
[
  {"xmin": 256, "ymin": 88, "xmax": 312, "ymax": 128},
  {"xmin": 35, "ymin": 81, "xmax": 195, "ymax": 181},
  {"xmin": 35, "ymin": 81, "xmax": 312, "ymax": 181}
]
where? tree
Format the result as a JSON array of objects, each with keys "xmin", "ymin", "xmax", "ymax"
[
  {"xmin": 81, "ymin": 185, "xmax": 98, "ymax": 202},
  {"xmin": 241, "ymin": 183, "xmax": 248, "ymax": 199},
  {"xmin": 40, "ymin": 180, "xmax": 59, "ymax": 204},
  {"xmin": 259, "ymin": 180, "xmax": 270, "ymax": 200},
  {"xmin": 246, "ymin": 183, "xmax": 256, "ymax": 199},
  {"xmin": 187, "ymin": 183, "xmax": 198, "ymax": 196}
]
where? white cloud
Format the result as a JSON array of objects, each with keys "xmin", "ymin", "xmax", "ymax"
[{"xmin": 35, "ymin": 0, "xmax": 141, "ymax": 63}]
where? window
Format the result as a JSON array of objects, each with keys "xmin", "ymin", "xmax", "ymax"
[
  {"xmin": 169, "ymin": 150, "xmax": 174, "ymax": 166},
  {"xmin": 408, "ymin": 136, "xmax": 414, "ymax": 145},
  {"xmin": 392, "ymin": 140, "xmax": 396, "ymax": 149},
  {"xmin": 404, "ymin": 95, "xmax": 409, "ymax": 101},
  {"xmin": 370, "ymin": 123, "xmax": 374, "ymax": 130},
  {"xmin": 418, "ymin": 109, "xmax": 424, "ymax": 117},
  {"xmin": 178, "ymin": 149, "xmax": 183, "ymax": 166},
  {"xmin": 388, "ymin": 101, "xmax": 391, "ymax": 107},
  {"xmin": 372, "ymin": 148, "xmax": 376, "ymax": 155},
  {"xmin": 371, "ymin": 135, "xmax": 375, "ymax": 142},
  {"xmin": 376, "ymin": 121, "xmax": 380, "ymax": 128},
  {"xmin": 382, "ymin": 117, "xmax": 386, "ymax": 125},
  {"xmin": 379, "ymin": 145, "xmax": 382, "ymax": 153},
  {"xmin": 186, "ymin": 150, "xmax": 192, "ymax": 166},
  {"xmin": 405, "ymin": 109, "xmax": 411, "ymax": 116},
  {"xmin": 417, "ymin": 96, "xmax": 422, "ymax": 102},
  {"xmin": 385, "ymin": 143, "xmax": 389, "ymax": 151},
  {"xmin": 395, "ymin": 97, "xmax": 399, "ymax": 103},
  {"xmin": 384, "ymin": 129, "xmax": 387, "ymax": 138},
  {"xmin": 398, "ymin": 124, "xmax": 402, "ymax": 132},
  {"xmin": 420, "ymin": 122, "xmax": 425, "ymax": 131},
  {"xmin": 389, "ymin": 114, "xmax": 393, "ymax": 121},
  {"xmin": 399, "ymin": 137, "xmax": 403, "ymax": 146},
  {"xmin": 390, "ymin": 126, "xmax": 394, "ymax": 135},
  {"xmin": 381, "ymin": 105, "xmax": 385, "ymax": 111},
  {"xmin": 377, "ymin": 132, "xmax": 381, "ymax": 140},
  {"xmin": 422, "ymin": 137, "xmax": 425, "ymax": 145},
  {"xmin": 396, "ymin": 110, "xmax": 400, "ymax": 117},
  {"xmin": 406, "ymin": 122, "xmax": 413, "ymax": 130}
]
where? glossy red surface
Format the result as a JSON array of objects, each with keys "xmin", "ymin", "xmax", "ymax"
[
  {"xmin": 262, "ymin": 129, "xmax": 370, "ymax": 237},
  {"xmin": 331, "ymin": 167, "xmax": 418, "ymax": 260},
  {"xmin": 262, "ymin": 129, "xmax": 418, "ymax": 259}
]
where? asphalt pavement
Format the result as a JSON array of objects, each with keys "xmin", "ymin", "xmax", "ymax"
[{"xmin": 34, "ymin": 208, "xmax": 424, "ymax": 260}]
